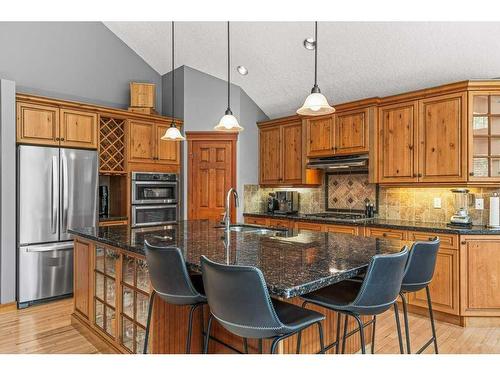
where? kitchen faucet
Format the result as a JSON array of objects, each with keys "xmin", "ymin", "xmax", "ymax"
[{"xmin": 222, "ymin": 187, "xmax": 239, "ymax": 230}]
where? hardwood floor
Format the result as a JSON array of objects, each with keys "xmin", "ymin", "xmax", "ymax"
[{"xmin": 1, "ymin": 298, "xmax": 500, "ymax": 354}]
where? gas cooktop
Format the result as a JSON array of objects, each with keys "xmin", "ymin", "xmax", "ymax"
[{"xmin": 304, "ymin": 211, "xmax": 372, "ymax": 222}]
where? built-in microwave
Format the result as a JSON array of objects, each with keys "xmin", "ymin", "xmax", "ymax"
[
  {"xmin": 131, "ymin": 172, "xmax": 178, "ymax": 204},
  {"xmin": 131, "ymin": 204, "xmax": 178, "ymax": 227}
]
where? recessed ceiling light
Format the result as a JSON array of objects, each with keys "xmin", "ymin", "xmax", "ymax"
[
  {"xmin": 237, "ymin": 65, "xmax": 248, "ymax": 75},
  {"xmin": 303, "ymin": 37, "xmax": 316, "ymax": 50}
]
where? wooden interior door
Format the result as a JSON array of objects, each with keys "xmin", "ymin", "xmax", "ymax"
[
  {"xmin": 128, "ymin": 120, "xmax": 155, "ymax": 162},
  {"xmin": 188, "ymin": 132, "xmax": 237, "ymax": 222},
  {"xmin": 306, "ymin": 115, "xmax": 334, "ymax": 157},
  {"xmin": 259, "ymin": 126, "xmax": 282, "ymax": 184},
  {"xmin": 378, "ymin": 101, "xmax": 418, "ymax": 183},
  {"xmin": 334, "ymin": 108, "xmax": 369, "ymax": 155},
  {"xmin": 281, "ymin": 121, "xmax": 303, "ymax": 184},
  {"xmin": 155, "ymin": 123, "xmax": 180, "ymax": 165},
  {"xmin": 418, "ymin": 93, "xmax": 467, "ymax": 182},
  {"xmin": 60, "ymin": 108, "xmax": 98, "ymax": 149}
]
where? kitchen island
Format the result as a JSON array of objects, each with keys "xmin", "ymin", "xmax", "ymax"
[{"xmin": 69, "ymin": 220, "xmax": 409, "ymax": 354}]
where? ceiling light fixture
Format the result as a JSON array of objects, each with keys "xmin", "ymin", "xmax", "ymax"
[
  {"xmin": 237, "ymin": 65, "xmax": 248, "ymax": 75},
  {"xmin": 162, "ymin": 21, "xmax": 185, "ymax": 141},
  {"xmin": 297, "ymin": 22, "xmax": 335, "ymax": 116},
  {"xmin": 214, "ymin": 21, "xmax": 244, "ymax": 132},
  {"xmin": 303, "ymin": 37, "xmax": 316, "ymax": 50}
]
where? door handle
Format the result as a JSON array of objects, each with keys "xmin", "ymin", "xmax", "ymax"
[
  {"xmin": 51, "ymin": 156, "xmax": 58, "ymax": 234},
  {"xmin": 26, "ymin": 244, "xmax": 73, "ymax": 253},
  {"xmin": 62, "ymin": 154, "xmax": 69, "ymax": 234}
]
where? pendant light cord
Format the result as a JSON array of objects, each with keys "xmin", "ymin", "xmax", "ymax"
[
  {"xmin": 171, "ymin": 21, "xmax": 175, "ymax": 125},
  {"xmin": 314, "ymin": 21, "xmax": 318, "ymax": 87},
  {"xmin": 227, "ymin": 21, "xmax": 231, "ymax": 111}
]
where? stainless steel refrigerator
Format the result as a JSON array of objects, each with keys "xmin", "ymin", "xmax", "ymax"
[{"xmin": 17, "ymin": 145, "xmax": 98, "ymax": 307}]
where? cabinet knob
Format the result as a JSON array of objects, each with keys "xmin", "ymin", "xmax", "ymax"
[
  {"xmin": 418, "ymin": 173, "xmax": 423, "ymax": 177},
  {"xmin": 382, "ymin": 233, "xmax": 387, "ymax": 237},
  {"xmin": 413, "ymin": 173, "xmax": 417, "ymax": 177},
  {"xmin": 469, "ymin": 172, "xmax": 474, "ymax": 176},
  {"xmin": 60, "ymin": 138, "xmax": 65, "ymax": 141},
  {"xmin": 408, "ymin": 145, "xmax": 413, "ymax": 150},
  {"xmin": 55, "ymin": 137, "xmax": 60, "ymax": 141},
  {"xmin": 461, "ymin": 241, "xmax": 467, "ymax": 245}
]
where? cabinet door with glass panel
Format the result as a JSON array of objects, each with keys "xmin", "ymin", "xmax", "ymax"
[{"xmin": 469, "ymin": 92, "xmax": 500, "ymax": 181}]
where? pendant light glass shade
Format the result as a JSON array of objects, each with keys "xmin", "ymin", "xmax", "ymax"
[
  {"xmin": 161, "ymin": 123, "xmax": 185, "ymax": 141},
  {"xmin": 214, "ymin": 21, "xmax": 243, "ymax": 132},
  {"xmin": 214, "ymin": 109, "xmax": 244, "ymax": 131},
  {"xmin": 297, "ymin": 22, "xmax": 335, "ymax": 116},
  {"xmin": 297, "ymin": 90, "xmax": 335, "ymax": 116},
  {"xmin": 161, "ymin": 21, "xmax": 186, "ymax": 141}
]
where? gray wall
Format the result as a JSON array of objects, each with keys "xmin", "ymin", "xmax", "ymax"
[
  {"xmin": 0, "ymin": 79, "xmax": 16, "ymax": 304},
  {"xmin": 165, "ymin": 66, "xmax": 268, "ymax": 222},
  {"xmin": 0, "ymin": 22, "xmax": 162, "ymax": 110}
]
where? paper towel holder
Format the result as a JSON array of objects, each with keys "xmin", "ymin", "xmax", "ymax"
[{"xmin": 488, "ymin": 192, "xmax": 500, "ymax": 229}]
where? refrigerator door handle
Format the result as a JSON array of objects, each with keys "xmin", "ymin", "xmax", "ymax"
[
  {"xmin": 25, "ymin": 244, "xmax": 73, "ymax": 253},
  {"xmin": 51, "ymin": 156, "xmax": 58, "ymax": 234},
  {"xmin": 62, "ymin": 153, "xmax": 69, "ymax": 234}
]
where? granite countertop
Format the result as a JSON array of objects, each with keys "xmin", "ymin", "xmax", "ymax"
[
  {"xmin": 69, "ymin": 220, "xmax": 409, "ymax": 299},
  {"xmin": 243, "ymin": 212, "xmax": 500, "ymax": 235}
]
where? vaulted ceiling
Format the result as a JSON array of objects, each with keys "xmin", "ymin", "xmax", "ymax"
[{"xmin": 104, "ymin": 22, "xmax": 500, "ymax": 118}]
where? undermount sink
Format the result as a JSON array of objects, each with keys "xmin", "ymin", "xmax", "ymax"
[{"xmin": 215, "ymin": 224, "xmax": 285, "ymax": 235}]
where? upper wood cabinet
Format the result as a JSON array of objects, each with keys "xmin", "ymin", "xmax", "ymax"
[
  {"xmin": 17, "ymin": 102, "xmax": 98, "ymax": 149},
  {"xmin": 334, "ymin": 108, "xmax": 370, "ymax": 154},
  {"xmin": 128, "ymin": 120, "xmax": 180, "ymax": 166},
  {"xmin": 60, "ymin": 108, "xmax": 98, "ymax": 149},
  {"xmin": 306, "ymin": 115, "xmax": 335, "ymax": 157},
  {"xmin": 259, "ymin": 125, "xmax": 282, "ymax": 184},
  {"xmin": 156, "ymin": 124, "xmax": 181, "ymax": 165},
  {"xmin": 259, "ymin": 117, "xmax": 321, "ymax": 186},
  {"xmin": 418, "ymin": 93, "xmax": 467, "ymax": 183},
  {"xmin": 16, "ymin": 102, "xmax": 60, "ymax": 146},
  {"xmin": 377, "ymin": 93, "xmax": 467, "ymax": 184},
  {"xmin": 378, "ymin": 101, "xmax": 418, "ymax": 183}
]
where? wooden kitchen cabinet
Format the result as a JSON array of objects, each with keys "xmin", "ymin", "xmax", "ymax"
[
  {"xmin": 365, "ymin": 227, "xmax": 407, "ymax": 240},
  {"xmin": 259, "ymin": 125, "xmax": 282, "ymax": 184},
  {"xmin": 334, "ymin": 108, "xmax": 370, "ymax": 155},
  {"xmin": 305, "ymin": 115, "xmax": 335, "ymax": 157},
  {"xmin": 324, "ymin": 223, "xmax": 362, "ymax": 236},
  {"xmin": 74, "ymin": 239, "xmax": 93, "ymax": 319},
  {"xmin": 418, "ymin": 93, "xmax": 467, "ymax": 183},
  {"xmin": 244, "ymin": 216, "xmax": 269, "ymax": 226},
  {"xmin": 295, "ymin": 221, "xmax": 324, "ymax": 231},
  {"xmin": 377, "ymin": 101, "xmax": 418, "ymax": 183},
  {"xmin": 460, "ymin": 236, "xmax": 500, "ymax": 316},
  {"xmin": 267, "ymin": 218, "xmax": 292, "ymax": 229},
  {"xmin": 16, "ymin": 102, "xmax": 60, "ymax": 146},
  {"xmin": 156, "ymin": 124, "xmax": 181, "ymax": 165},
  {"xmin": 128, "ymin": 120, "xmax": 180, "ymax": 166},
  {"xmin": 60, "ymin": 108, "xmax": 98, "ymax": 149},
  {"xmin": 259, "ymin": 117, "xmax": 321, "ymax": 186}
]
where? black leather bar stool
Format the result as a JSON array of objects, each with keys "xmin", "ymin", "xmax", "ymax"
[
  {"xmin": 143, "ymin": 241, "xmax": 207, "ymax": 354},
  {"xmin": 398, "ymin": 238, "xmax": 440, "ymax": 354},
  {"xmin": 299, "ymin": 247, "xmax": 409, "ymax": 354},
  {"xmin": 200, "ymin": 256, "xmax": 326, "ymax": 354}
]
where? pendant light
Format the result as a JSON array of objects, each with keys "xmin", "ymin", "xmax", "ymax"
[
  {"xmin": 162, "ymin": 21, "xmax": 185, "ymax": 141},
  {"xmin": 214, "ymin": 21, "xmax": 244, "ymax": 132},
  {"xmin": 297, "ymin": 21, "xmax": 335, "ymax": 116}
]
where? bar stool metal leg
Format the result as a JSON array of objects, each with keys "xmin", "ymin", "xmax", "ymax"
[
  {"xmin": 424, "ymin": 286, "xmax": 439, "ymax": 354},
  {"xmin": 341, "ymin": 315, "xmax": 348, "ymax": 354},
  {"xmin": 371, "ymin": 315, "xmax": 377, "ymax": 354},
  {"xmin": 243, "ymin": 338, "xmax": 249, "ymax": 354},
  {"xmin": 143, "ymin": 290, "xmax": 156, "ymax": 354},
  {"xmin": 352, "ymin": 314, "xmax": 366, "ymax": 354},
  {"xmin": 186, "ymin": 304, "xmax": 203, "ymax": 354},
  {"xmin": 393, "ymin": 302, "xmax": 404, "ymax": 354},
  {"xmin": 296, "ymin": 300, "xmax": 308, "ymax": 354},
  {"xmin": 399, "ymin": 292, "xmax": 411, "ymax": 354},
  {"xmin": 203, "ymin": 314, "xmax": 214, "ymax": 354},
  {"xmin": 316, "ymin": 321, "xmax": 325, "ymax": 354},
  {"xmin": 258, "ymin": 339, "xmax": 263, "ymax": 354},
  {"xmin": 335, "ymin": 312, "xmax": 341, "ymax": 354}
]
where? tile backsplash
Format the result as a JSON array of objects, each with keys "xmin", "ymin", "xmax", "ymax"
[{"xmin": 244, "ymin": 177, "xmax": 500, "ymax": 225}]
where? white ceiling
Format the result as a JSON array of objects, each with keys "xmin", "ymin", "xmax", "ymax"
[{"xmin": 104, "ymin": 22, "xmax": 500, "ymax": 118}]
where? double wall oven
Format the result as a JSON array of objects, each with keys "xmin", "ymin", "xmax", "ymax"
[{"xmin": 131, "ymin": 172, "xmax": 178, "ymax": 227}]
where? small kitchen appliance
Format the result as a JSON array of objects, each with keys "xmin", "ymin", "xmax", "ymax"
[
  {"xmin": 275, "ymin": 191, "xmax": 299, "ymax": 214},
  {"xmin": 267, "ymin": 193, "xmax": 279, "ymax": 213},
  {"xmin": 449, "ymin": 188, "xmax": 472, "ymax": 226},
  {"xmin": 99, "ymin": 185, "xmax": 109, "ymax": 218}
]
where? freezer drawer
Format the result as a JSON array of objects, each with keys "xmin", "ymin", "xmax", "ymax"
[{"xmin": 18, "ymin": 242, "xmax": 74, "ymax": 304}]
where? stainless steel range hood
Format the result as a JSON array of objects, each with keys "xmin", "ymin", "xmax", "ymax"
[{"xmin": 306, "ymin": 154, "xmax": 369, "ymax": 172}]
